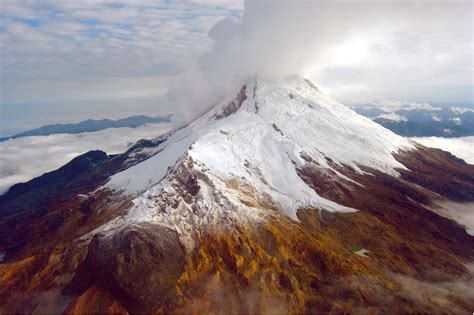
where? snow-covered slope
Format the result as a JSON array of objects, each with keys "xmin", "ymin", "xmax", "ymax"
[{"xmin": 103, "ymin": 77, "xmax": 412, "ymax": 234}]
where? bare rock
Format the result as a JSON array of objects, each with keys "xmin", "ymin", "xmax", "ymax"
[{"xmin": 85, "ymin": 222, "xmax": 185, "ymax": 314}]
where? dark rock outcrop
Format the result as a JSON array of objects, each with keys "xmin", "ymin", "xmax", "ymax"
[
  {"xmin": 395, "ymin": 144, "xmax": 474, "ymax": 202},
  {"xmin": 85, "ymin": 222, "xmax": 185, "ymax": 314},
  {"xmin": 0, "ymin": 150, "xmax": 109, "ymax": 217},
  {"xmin": 214, "ymin": 85, "xmax": 248, "ymax": 120}
]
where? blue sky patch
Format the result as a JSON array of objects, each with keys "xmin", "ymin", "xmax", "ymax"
[{"xmin": 14, "ymin": 17, "xmax": 42, "ymax": 27}]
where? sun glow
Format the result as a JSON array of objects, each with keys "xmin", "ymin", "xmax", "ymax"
[{"xmin": 330, "ymin": 37, "xmax": 370, "ymax": 66}]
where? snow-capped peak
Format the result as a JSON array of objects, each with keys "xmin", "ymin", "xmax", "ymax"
[{"xmin": 105, "ymin": 76, "xmax": 412, "ymax": 227}]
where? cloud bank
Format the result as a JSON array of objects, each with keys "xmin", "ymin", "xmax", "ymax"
[
  {"xmin": 0, "ymin": 123, "xmax": 172, "ymax": 194},
  {"xmin": 169, "ymin": 0, "xmax": 473, "ymax": 121},
  {"xmin": 361, "ymin": 100, "xmax": 442, "ymax": 112},
  {"xmin": 411, "ymin": 136, "xmax": 474, "ymax": 164},
  {"xmin": 431, "ymin": 201, "xmax": 474, "ymax": 236},
  {"xmin": 1, "ymin": 0, "xmax": 243, "ymax": 105}
]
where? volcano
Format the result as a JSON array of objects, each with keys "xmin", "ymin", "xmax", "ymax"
[{"xmin": 1, "ymin": 77, "xmax": 473, "ymax": 314}]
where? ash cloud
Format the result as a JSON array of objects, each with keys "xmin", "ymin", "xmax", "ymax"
[{"xmin": 169, "ymin": 0, "xmax": 473, "ymax": 122}]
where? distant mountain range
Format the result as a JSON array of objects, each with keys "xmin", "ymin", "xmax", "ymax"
[
  {"xmin": 352, "ymin": 102, "xmax": 474, "ymax": 137},
  {"xmin": 0, "ymin": 114, "xmax": 172, "ymax": 142}
]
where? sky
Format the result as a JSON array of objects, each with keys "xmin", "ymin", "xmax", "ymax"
[
  {"xmin": 1, "ymin": 0, "xmax": 473, "ymax": 135},
  {"xmin": 0, "ymin": 0, "xmax": 243, "ymax": 135}
]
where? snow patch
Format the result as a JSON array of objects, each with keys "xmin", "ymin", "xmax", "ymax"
[{"xmin": 106, "ymin": 76, "xmax": 412, "ymax": 224}]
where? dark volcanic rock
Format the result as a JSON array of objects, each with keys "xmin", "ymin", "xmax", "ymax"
[
  {"xmin": 395, "ymin": 145, "xmax": 474, "ymax": 202},
  {"xmin": 214, "ymin": 85, "xmax": 248, "ymax": 120},
  {"xmin": 85, "ymin": 222, "xmax": 185, "ymax": 314}
]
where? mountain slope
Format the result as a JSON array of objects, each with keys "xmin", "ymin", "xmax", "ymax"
[
  {"xmin": 107, "ymin": 77, "xmax": 410, "ymax": 221},
  {"xmin": 1, "ymin": 77, "xmax": 473, "ymax": 314}
]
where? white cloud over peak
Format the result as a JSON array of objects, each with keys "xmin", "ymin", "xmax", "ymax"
[{"xmin": 168, "ymin": 0, "xmax": 473, "ymax": 122}]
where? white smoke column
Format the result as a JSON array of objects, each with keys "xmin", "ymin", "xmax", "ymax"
[{"xmin": 168, "ymin": 0, "xmax": 472, "ymax": 122}]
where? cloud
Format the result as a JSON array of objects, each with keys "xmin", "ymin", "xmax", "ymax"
[
  {"xmin": 333, "ymin": 262, "xmax": 474, "ymax": 314},
  {"xmin": 374, "ymin": 113, "xmax": 407, "ymax": 122},
  {"xmin": 1, "ymin": 1, "xmax": 243, "ymax": 105},
  {"xmin": 0, "ymin": 123, "xmax": 172, "ymax": 194},
  {"xmin": 361, "ymin": 100, "xmax": 442, "ymax": 112},
  {"xmin": 451, "ymin": 106, "xmax": 474, "ymax": 114},
  {"xmin": 410, "ymin": 136, "xmax": 474, "ymax": 164},
  {"xmin": 2, "ymin": 0, "xmax": 472, "ymax": 123},
  {"xmin": 430, "ymin": 201, "xmax": 474, "ymax": 236},
  {"xmin": 393, "ymin": 264, "xmax": 474, "ymax": 313},
  {"xmin": 169, "ymin": 0, "xmax": 473, "ymax": 121}
]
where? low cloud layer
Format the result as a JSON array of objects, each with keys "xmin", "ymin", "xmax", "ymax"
[
  {"xmin": 361, "ymin": 100, "xmax": 442, "ymax": 112},
  {"xmin": 411, "ymin": 136, "xmax": 474, "ymax": 164},
  {"xmin": 170, "ymin": 0, "xmax": 473, "ymax": 121},
  {"xmin": 0, "ymin": 123, "xmax": 172, "ymax": 194},
  {"xmin": 431, "ymin": 201, "xmax": 474, "ymax": 236}
]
